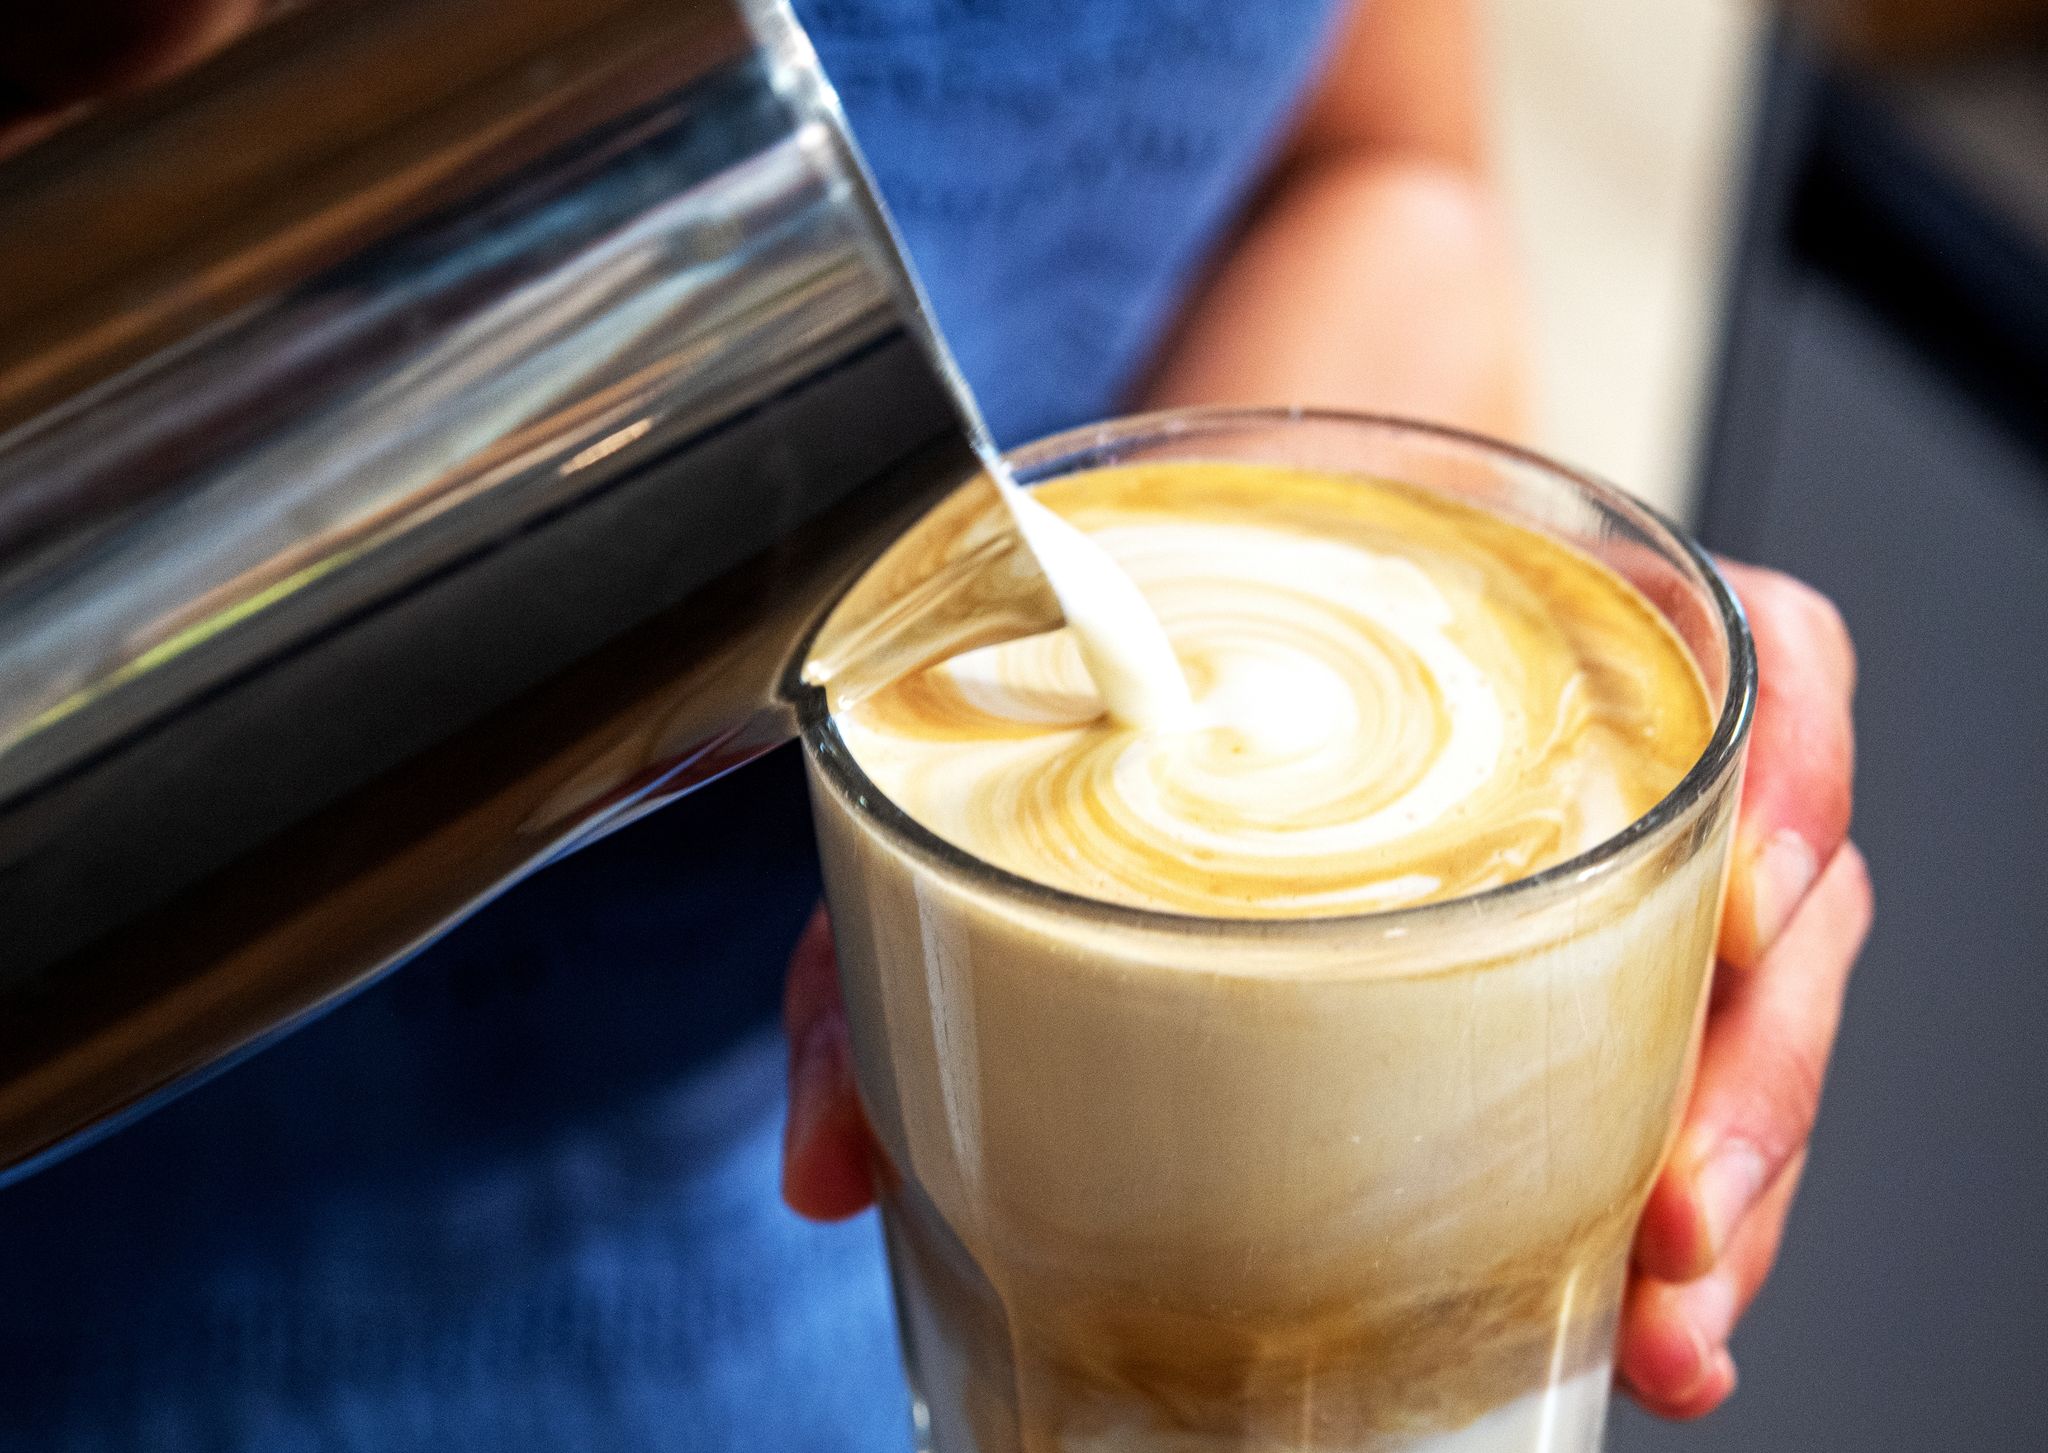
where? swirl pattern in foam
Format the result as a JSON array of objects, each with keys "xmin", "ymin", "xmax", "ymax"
[{"xmin": 834, "ymin": 462, "xmax": 1711, "ymax": 917}]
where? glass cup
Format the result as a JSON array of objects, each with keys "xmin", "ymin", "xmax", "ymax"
[{"xmin": 801, "ymin": 409, "xmax": 1756, "ymax": 1453}]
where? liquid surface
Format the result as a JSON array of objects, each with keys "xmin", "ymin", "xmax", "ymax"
[
  {"xmin": 996, "ymin": 479, "xmax": 1191, "ymax": 730},
  {"xmin": 835, "ymin": 461, "xmax": 1713, "ymax": 916}
]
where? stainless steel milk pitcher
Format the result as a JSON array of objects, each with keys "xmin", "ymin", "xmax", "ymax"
[{"xmin": 0, "ymin": 0, "xmax": 1059, "ymax": 1181}]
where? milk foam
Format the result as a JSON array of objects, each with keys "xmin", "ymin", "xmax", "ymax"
[
  {"xmin": 998, "ymin": 477, "xmax": 1193, "ymax": 730},
  {"xmin": 835, "ymin": 462, "xmax": 1710, "ymax": 917}
]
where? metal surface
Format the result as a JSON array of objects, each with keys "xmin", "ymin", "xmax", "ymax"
[{"xmin": 0, "ymin": 0, "xmax": 1059, "ymax": 1182}]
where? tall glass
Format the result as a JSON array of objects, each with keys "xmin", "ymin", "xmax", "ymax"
[{"xmin": 801, "ymin": 410, "xmax": 1755, "ymax": 1453}]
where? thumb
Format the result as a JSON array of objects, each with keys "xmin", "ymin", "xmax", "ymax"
[{"xmin": 781, "ymin": 905, "xmax": 875, "ymax": 1221}]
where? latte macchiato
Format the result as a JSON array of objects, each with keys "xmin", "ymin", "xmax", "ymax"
[{"xmin": 804, "ymin": 420, "xmax": 1749, "ymax": 1453}]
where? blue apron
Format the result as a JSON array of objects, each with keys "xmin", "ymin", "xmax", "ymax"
[{"xmin": 0, "ymin": 4, "xmax": 1343, "ymax": 1446}]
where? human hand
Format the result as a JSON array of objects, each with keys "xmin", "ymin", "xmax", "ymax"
[
  {"xmin": 781, "ymin": 560, "xmax": 1871, "ymax": 1421},
  {"xmin": 780, "ymin": 900, "xmax": 874, "ymax": 1223},
  {"xmin": 1617, "ymin": 560, "xmax": 1870, "ymax": 1416}
]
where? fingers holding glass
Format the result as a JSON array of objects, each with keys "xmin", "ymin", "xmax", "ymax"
[
  {"xmin": 781, "ymin": 905, "xmax": 875, "ymax": 1222},
  {"xmin": 1715, "ymin": 562, "xmax": 1858, "ymax": 971},
  {"xmin": 1624, "ymin": 839, "xmax": 1872, "ymax": 1415}
]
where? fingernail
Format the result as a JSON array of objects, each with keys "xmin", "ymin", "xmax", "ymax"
[
  {"xmin": 1750, "ymin": 829, "xmax": 1819, "ymax": 956},
  {"xmin": 1696, "ymin": 1142, "xmax": 1768, "ymax": 1262},
  {"xmin": 1706, "ymin": 1346, "xmax": 1738, "ymax": 1402},
  {"xmin": 1679, "ymin": 1269, "xmax": 1739, "ymax": 1348},
  {"xmin": 1668, "ymin": 1314, "xmax": 1714, "ymax": 1403}
]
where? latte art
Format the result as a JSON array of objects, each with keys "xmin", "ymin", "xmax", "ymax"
[
  {"xmin": 836, "ymin": 462, "xmax": 1710, "ymax": 916},
  {"xmin": 808, "ymin": 441, "xmax": 1747, "ymax": 1453}
]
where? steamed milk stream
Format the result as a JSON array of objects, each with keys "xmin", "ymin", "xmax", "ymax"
[
  {"xmin": 995, "ymin": 479, "xmax": 1193, "ymax": 731},
  {"xmin": 809, "ymin": 462, "xmax": 1723, "ymax": 1453}
]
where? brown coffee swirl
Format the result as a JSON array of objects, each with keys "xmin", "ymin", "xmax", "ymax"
[{"xmin": 835, "ymin": 462, "xmax": 1711, "ymax": 916}]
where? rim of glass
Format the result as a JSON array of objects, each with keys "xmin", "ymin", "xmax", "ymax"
[{"xmin": 803, "ymin": 406, "xmax": 1757, "ymax": 941}]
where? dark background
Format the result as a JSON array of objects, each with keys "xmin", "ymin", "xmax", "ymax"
[{"xmin": 1614, "ymin": 28, "xmax": 2048, "ymax": 1451}]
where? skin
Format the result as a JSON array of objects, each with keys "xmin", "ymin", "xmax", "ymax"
[
  {"xmin": 0, "ymin": 0, "xmax": 1868, "ymax": 1424},
  {"xmin": 784, "ymin": 0, "xmax": 1872, "ymax": 1426}
]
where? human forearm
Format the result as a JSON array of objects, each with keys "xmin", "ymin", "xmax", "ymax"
[
  {"xmin": 1138, "ymin": 0, "xmax": 1524, "ymax": 438},
  {"xmin": 1140, "ymin": 151, "xmax": 1527, "ymax": 439}
]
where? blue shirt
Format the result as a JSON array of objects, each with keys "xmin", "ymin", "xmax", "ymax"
[{"xmin": 0, "ymin": 4, "xmax": 1342, "ymax": 1447}]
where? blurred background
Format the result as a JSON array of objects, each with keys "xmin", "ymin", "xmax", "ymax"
[
  {"xmin": 1485, "ymin": 0, "xmax": 1761, "ymax": 519},
  {"xmin": 1489, "ymin": 0, "xmax": 2048, "ymax": 1447}
]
